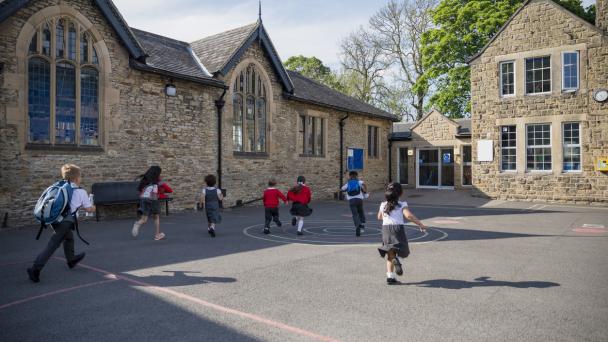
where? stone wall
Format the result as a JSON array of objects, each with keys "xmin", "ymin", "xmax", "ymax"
[
  {"xmin": 598, "ymin": 0, "xmax": 608, "ymax": 33},
  {"xmin": 470, "ymin": 0, "xmax": 608, "ymax": 204}
]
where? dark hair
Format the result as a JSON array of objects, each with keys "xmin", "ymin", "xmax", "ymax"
[
  {"xmin": 138, "ymin": 166, "xmax": 162, "ymax": 191},
  {"xmin": 268, "ymin": 177, "xmax": 277, "ymax": 187},
  {"xmin": 348, "ymin": 171, "xmax": 358, "ymax": 179},
  {"xmin": 384, "ymin": 182, "xmax": 403, "ymax": 214},
  {"xmin": 204, "ymin": 174, "xmax": 217, "ymax": 187},
  {"xmin": 290, "ymin": 176, "xmax": 306, "ymax": 194}
]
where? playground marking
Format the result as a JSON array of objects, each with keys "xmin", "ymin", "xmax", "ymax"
[{"xmin": 573, "ymin": 224, "xmax": 606, "ymax": 234}]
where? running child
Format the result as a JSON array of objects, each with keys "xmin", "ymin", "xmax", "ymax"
[
  {"xmin": 28, "ymin": 164, "xmax": 95, "ymax": 283},
  {"xmin": 200, "ymin": 174, "xmax": 223, "ymax": 237},
  {"xmin": 341, "ymin": 171, "xmax": 367, "ymax": 237},
  {"xmin": 287, "ymin": 176, "xmax": 312, "ymax": 236},
  {"xmin": 132, "ymin": 166, "xmax": 166, "ymax": 241},
  {"xmin": 263, "ymin": 177, "xmax": 287, "ymax": 234},
  {"xmin": 377, "ymin": 182, "xmax": 427, "ymax": 285}
]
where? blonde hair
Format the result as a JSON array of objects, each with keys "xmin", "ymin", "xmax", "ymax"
[{"xmin": 61, "ymin": 164, "xmax": 81, "ymax": 182}]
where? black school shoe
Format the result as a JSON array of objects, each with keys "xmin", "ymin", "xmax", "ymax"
[
  {"xmin": 291, "ymin": 217, "xmax": 297, "ymax": 226},
  {"xmin": 392, "ymin": 258, "xmax": 404, "ymax": 276},
  {"xmin": 208, "ymin": 228, "xmax": 216, "ymax": 237},
  {"xmin": 276, "ymin": 220, "xmax": 282, "ymax": 227},
  {"xmin": 27, "ymin": 268, "xmax": 40, "ymax": 283},
  {"xmin": 386, "ymin": 277, "xmax": 398, "ymax": 285},
  {"xmin": 355, "ymin": 226, "xmax": 361, "ymax": 237},
  {"xmin": 68, "ymin": 253, "xmax": 86, "ymax": 269},
  {"xmin": 297, "ymin": 230, "xmax": 303, "ymax": 236},
  {"xmin": 263, "ymin": 227, "xmax": 270, "ymax": 234}
]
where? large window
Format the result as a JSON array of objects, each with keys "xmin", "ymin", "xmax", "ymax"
[
  {"xmin": 526, "ymin": 124, "xmax": 552, "ymax": 171},
  {"xmin": 500, "ymin": 61, "xmax": 515, "ymax": 96},
  {"xmin": 525, "ymin": 56, "xmax": 551, "ymax": 94},
  {"xmin": 562, "ymin": 52, "xmax": 579, "ymax": 91},
  {"xmin": 398, "ymin": 148, "xmax": 408, "ymax": 184},
  {"xmin": 299, "ymin": 115, "xmax": 325, "ymax": 156},
  {"xmin": 501, "ymin": 125, "xmax": 517, "ymax": 171},
  {"xmin": 462, "ymin": 145, "xmax": 472, "ymax": 186},
  {"xmin": 367, "ymin": 125, "xmax": 379, "ymax": 158},
  {"xmin": 233, "ymin": 65, "xmax": 267, "ymax": 153},
  {"xmin": 27, "ymin": 16, "xmax": 100, "ymax": 146},
  {"xmin": 563, "ymin": 122, "xmax": 581, "ymax": 172}
]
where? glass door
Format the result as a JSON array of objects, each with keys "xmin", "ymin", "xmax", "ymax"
[
  {"xmin": 398, "ymin": 148, "xmax": 408, "ymax": 184},
  {"xmin": 418, "ymin": 149, "xmax": 439, "ymax": 187},
  {"xmin": 440, "ymin": 148, "xmax": 454, "ymax": 187}
]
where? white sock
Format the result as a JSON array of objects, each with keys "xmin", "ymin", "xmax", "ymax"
[
  {"xmin": 391, "ymin": 272, "xmax": 397, "ymax": 278},
  {"xmin": 386, "ymin": 272, "xmax": 394, "ymax": 279},
  {"xmin": 297, "ymin": 219, "xmax": 304, "ymax": 231}
]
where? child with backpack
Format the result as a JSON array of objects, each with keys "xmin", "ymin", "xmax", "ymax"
[
  {"xmin": 28, "ymin": 164, "xmax": 95, "ymax": 283},
  {"xmin": 262, "ymin": 177, "xmax": 288, "ymax": 234},
  {"xmin": 341, "ymin": 171, "xmax": 367, "ymax": 237},
  {"xmin": 132, "ymin": 166, "xmax": 166, "ymax": 241},
  {"xmin": 287, "ymin": 176, "xmax": 312, "ymax": 236},
  {"xmin": 377, "ymin": 182, "xmax": 427, "ymax": 285},
  {"xmin": 200, "ymin": 174, "xmax": 223, "ymax": 237}
]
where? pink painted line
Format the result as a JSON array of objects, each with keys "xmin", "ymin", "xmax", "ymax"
[
  {"xmin": 0, "ymin": 278, "xmax": 117, "ymax": 310},
  {"xmin": 573, "ymin": 228, "xmax": 607, "ymax": 234},
  {"xmin": 67, "ymin": 259, "xmax": 341, "ymax": 342}
]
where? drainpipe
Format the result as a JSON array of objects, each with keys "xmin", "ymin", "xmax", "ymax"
[
  {"xmin": 215, "ymin": 88, "xmax": 227, "ymax": 189},
  {"xmin": 339, "ymin": 114, "xmax": 349, "ymax": 200},
  {"xmin": 388, "ymin": 139, "xmax": 393, "ymax": 183}
]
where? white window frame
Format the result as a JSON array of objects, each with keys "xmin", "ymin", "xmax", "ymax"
[
  {"xmin": 562, "ymin": 122, "xmax": 582, "ymax": 173},
  {"xmin": 499, "ymin": 60, "xmax": 515, "ymax": 97},
  {"xmin": 500, "ymin": 125, "xmax": 517, "ymax": 172},
  {"xmin": 561, "ymin": 51, "xmax": 579, "ymax": 92},
  {"xmin": 526, "ymin": 123, "xmax": 552, "ymax": 172},
  {"xmin": 461, "ymin": 145, "xmax": 472, "ymax": 186},
  {"xmin": 525, "ymin": 56, "xmax": 552, "ymax": 95}
]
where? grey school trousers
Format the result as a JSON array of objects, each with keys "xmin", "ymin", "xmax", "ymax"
[
  {"xmin": 33, "ymin": 220, "xmax": 76, "ymax": 271},
  {"xmin": 349, "ymin": 198, "xmax": 366, "ymax": 228}
]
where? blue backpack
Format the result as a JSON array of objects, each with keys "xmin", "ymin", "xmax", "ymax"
[
  {"xmin": 346, "ymin": 179, "xmax": 361, "ymax": 196},
  {"xmin": 33, "ymin": 180, "xmax": 89, "ymax": 244}
]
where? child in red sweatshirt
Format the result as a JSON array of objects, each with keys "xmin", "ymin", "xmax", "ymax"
[
  {"xmin": 287, "ymin": 175, "xmax": 312, "ymax": 236},
  {"xmin": 263, "ymin": 177, "xmax": 287, "ymax": 234}
]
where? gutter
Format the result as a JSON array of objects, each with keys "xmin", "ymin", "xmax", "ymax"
[
  {"xmin": 338, "ymin": 114, "xmax": 349, "ymax": 200},
  {"xmin": 215, "ymin": 89, "xmax": 227, "ymax": 190},
  {"xmin": 129, "ymin": 60, "xmax": 227, "ymax": 89}
]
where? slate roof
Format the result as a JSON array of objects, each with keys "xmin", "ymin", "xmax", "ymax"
[
  {"xmin": 286, "ymin": 70, "xmax": 398, "ymax": 121},
  {"xmin": 390, "ymin": 118, "xmax": 470, "ymax": 139},
  {"xmin": 191, "ymin": 23, "xmax": 258, "ymax": 75},
  {"xmin": 131, "ymin": 28, "xmax": 211, "ymax": 80},
  {"xmin": 455, "ymin": 118, "xmax": 471, "ymax": 136}
]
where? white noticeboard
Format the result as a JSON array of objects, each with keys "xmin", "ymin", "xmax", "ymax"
[{"xmin": 477, "ymin": 140, "xmax": 493, "ymax": 162}]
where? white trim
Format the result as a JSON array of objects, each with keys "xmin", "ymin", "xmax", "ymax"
[
  {"xmin": 499, "ymin": 60, "xmax": 515, "ymax": 97},
  {"xmin": 524, "ymin": 55, "xmax": 552, "ymax": 95},
  {"xmin": 562, "ymin": 121, "xmax": 582, "ymax": 172},
  {"xmin": 561, "ymin": 51, "xmax": 579, "ymax": 92},
  {"xmin": 500, "ymin": 125, "xmax": 517, "ymax": 172},
  {"xmin": 525, "ymin": 123, "xmax": 552, "ymax": 172},
  {"xmin": 416, "ymin": 148, "xmax": 455, "ymax": 189}
]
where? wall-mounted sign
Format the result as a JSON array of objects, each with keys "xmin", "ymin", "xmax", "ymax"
[
  {"xmin": 407, "ymin": 149, "xmax": 414, "ymax": 156},
  {"xmin": 443, "ymin": 153, "xmax": 451, "ymax": 164},
  {"xmin": 477, "ymin": 140, "xmax": 493, "ymax": 162},
  {"xmin": 595, "ymin": 157, "xmax": 608, "ymax": 171},
  {"xmin": 347, "ymin": 148, "xmax": 363, "ymax": 170}
]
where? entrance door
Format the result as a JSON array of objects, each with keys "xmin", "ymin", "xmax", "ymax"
[
  {"xmin": 417, "ymin": 148, "xmax": 454, "ymax": 189},
  {"xmin": 398, "ymin": 148, "xmax": 409, "ymax": 184},
  {"xmin": 418, "ymin": 149, "xmax": 439, "ymax": 187}
]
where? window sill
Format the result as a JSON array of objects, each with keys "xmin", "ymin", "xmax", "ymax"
[
  {"xmin": 233, "ymin": 151, "xmax": 269, "ymax": 159},
  {"xmin": 26, "ymin": 144, "xmax": 104, "ymax": 153},
  {"xmin": 524, "ymin": 92, "xmax": 552, "ymax": 96},
  {"xmin": 299, "ymin": 154, "xmax": 325, "ymax": 158},
  {"xmin": 500, "ymin": 94, "xmax": 516, "ymax": 99}
]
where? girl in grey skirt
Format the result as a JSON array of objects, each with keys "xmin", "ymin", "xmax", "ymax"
[
  {"xmin": 200, "ymin": 174, "xmax": 224, "ymax": 237},
  {"xmin": 377, "ymin": 183, "xmax": 427, "ymax": 285}
]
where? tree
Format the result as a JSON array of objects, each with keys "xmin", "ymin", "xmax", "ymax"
[
  {"xmin": 554, "ymin": 0, "xmax": 595, "ymax": 24},
  {"xmin": 370, "ymin": 0, "xmax": 437, "ymax": 121},
  {"xmin": 284, "ymin": 55, "xmax": 335, "ymax": 86},
  {"xmin": 338, "ymin": 27, "xmax": 389, "ymax": 105}
]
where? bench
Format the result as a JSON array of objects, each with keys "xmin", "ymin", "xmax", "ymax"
[{"xmin": 91, "ymin": 181, "xmax": 173, "ymax": 221}]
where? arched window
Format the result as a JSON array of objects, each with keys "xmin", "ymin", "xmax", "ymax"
[
  {"xmin": 232, "ymin": 64, "xmax": 267, "ymax": 153},
  {"xmin": 27, "ymin": 16, "xmax": 100, "ymax": 146}
]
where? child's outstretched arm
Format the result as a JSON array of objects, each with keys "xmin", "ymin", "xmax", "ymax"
[
  {"xmin": 377, "ymin": 209, "xmax": 383, "ymax": 221},
  {"xmin": 402, "ymin": 208, "xmax": 427, "ymax": 232},
  {"xmin": 278, "ymin": 190, "xmax": 288, "ymax": 204}
]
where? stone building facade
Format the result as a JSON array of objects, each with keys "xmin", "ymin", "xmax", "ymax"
[
  {"xmin": 390, "ymin": 110, "xmax": 472, "ymax": 190},
  {"xmin": 469, "ymin": 0, "xmax": 608, "ymax": 204},
  {"xmin": 0, "ymin": 0, "xmax": 396, "ymax": 226}
]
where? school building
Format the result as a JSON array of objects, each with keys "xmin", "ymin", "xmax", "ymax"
[
  {"xmin": 390, "ymin": 0, "xmax": 608, "ymax": 204},
  {"xmin": 0, "ymin": 0, "xmax": 397, "ymax": 225}
]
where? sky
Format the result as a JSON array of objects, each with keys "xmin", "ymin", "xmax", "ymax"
[{"xmin": 114, "ymin": 0, "xmax": 598, "ymax": 70}]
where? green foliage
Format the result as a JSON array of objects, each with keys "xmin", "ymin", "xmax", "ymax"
[
  {"xmin": 284, "ymin": 55, "xmax": 342, "ymax": 89},
  {"xmin": 554, "ymin": 0, "xmax": 595, "ymax": 24}
]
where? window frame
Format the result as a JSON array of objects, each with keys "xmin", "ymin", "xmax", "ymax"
[
  {"xmin": 500, "ymin": 125, "xmax": 517, "ymax": 172},
  {"xmin": 367, "ymin": 125, "xmax": 380, "ymax": 159},
  {"xmin": 562, "ymin": 122, "xmax": 582, "ymax": 173},
  {"xmin": 299, "ymin": 114, "xmax": 325, "ymax": 157},
  {"xmin": 461, "ymin": 145, "xmax": 472, "ymax": 186},
  {"xmin": 25, "ymin": 16, "xmax": 101, "ymax": 148},
  {"xmin": 526, "ymin": 123, "xmax": 552, "ymax": 172},
  {"xmin": 232, "ymin": 64, "xmax": 268, "ymax": 155},
  {"xmin": 525, "ymin": 56, "xmax": 552, "ymax": 95},
  {"xmin": 561, "ymin": 51, "xmax": 579, "ymax": 92},
  {"xmin": 499, "ymin": 60, "xmax": 515, "ymax": 97}
]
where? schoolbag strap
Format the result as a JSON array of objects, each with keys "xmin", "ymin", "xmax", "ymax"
[
  {"xmin": 35, "ymin": 222, "xmax": 46, "ymax": 240},
  {"xmin": 73, "ymin": 215, "xmax": 90, "ymax": 245}
]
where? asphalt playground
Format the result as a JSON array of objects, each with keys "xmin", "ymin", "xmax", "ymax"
[{"xmin": 1, "ymin": 190, "xmax": 607, "ymax": 342}]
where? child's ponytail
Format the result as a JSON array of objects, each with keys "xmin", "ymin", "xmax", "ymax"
[
  {"xmin": 138, "ymin": 166, "xmax": 162, "ymax": 191},
  {"xmin": 384, "ymin": 182, "xmax": 403, "ymax": 214}
]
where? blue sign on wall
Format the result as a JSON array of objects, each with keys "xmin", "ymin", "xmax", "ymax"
[
  {"xmin": 347, "ymin": 148, "xmax": 364, "ymax": 170},
  {"xmin": 443, "ymin": 152, "xmax": 452, "ymax": 164}
]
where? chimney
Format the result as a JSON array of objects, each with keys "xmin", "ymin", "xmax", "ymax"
[{"xmin": 598, "ymin": 0, "xmax": 608, "ymax": 32}]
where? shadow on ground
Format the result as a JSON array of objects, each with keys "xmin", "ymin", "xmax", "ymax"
[{"xmin": 403, "ymin": 276, "xmax": 560, "ymax": 289}]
